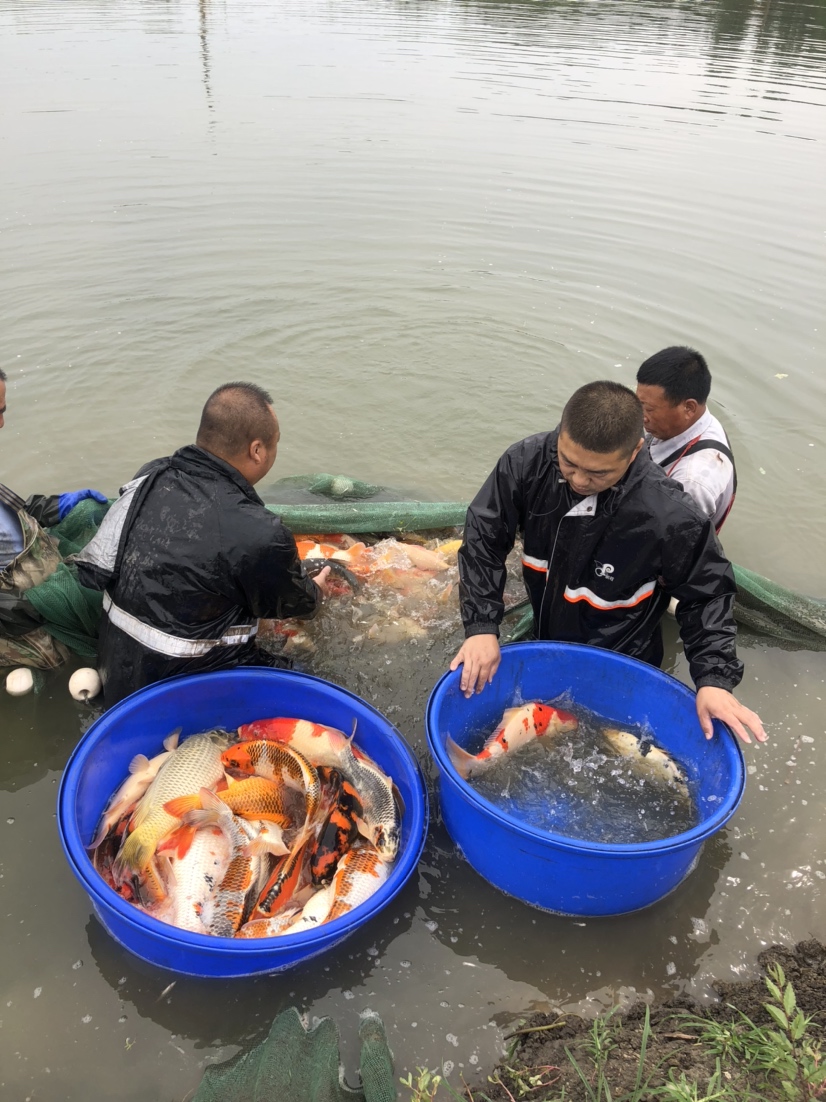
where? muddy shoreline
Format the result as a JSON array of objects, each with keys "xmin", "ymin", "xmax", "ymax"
[{"xmin": 450, "ymin": 940, "xmax": 826, "ymax": 1102}]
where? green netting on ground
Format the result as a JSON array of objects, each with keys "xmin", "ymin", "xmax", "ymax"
[
  {"xmin": 10, "ymin": 479, "xmax": 825, "ymax": 659},
  {"xmin": 192, "ymin": 1007, "xmax": 396, "ymax": 1102}
]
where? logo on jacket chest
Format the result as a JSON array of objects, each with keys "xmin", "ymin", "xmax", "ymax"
[{"xmin": 594, "ymin": 560, "xmax": 615, "ymax": 581}]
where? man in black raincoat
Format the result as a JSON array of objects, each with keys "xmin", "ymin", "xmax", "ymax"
[
  {"xmin": 76, "ymin": 382, "xmax": 330, "ymax": 705},
  {"xmin": 450, "ymin": 380, "xmax": 765, "ymax": 746}
]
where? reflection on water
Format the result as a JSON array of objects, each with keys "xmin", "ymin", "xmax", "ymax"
[{"xmin": 0, "ymin": 0, "xmax": 824, "ymax": 1098}]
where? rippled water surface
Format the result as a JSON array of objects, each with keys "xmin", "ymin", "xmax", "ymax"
[{"xmin": 1, "ymin": 1, "xmax": 825, "ymax": 1099}]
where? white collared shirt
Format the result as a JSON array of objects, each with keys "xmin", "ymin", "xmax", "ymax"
[{"xmin": 648, "ymin": 409, "xmax": 735, "ymax": 530}]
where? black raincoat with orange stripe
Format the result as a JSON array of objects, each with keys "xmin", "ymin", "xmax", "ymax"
[{"xmin": 458, "ymin": 429, "xmax": 743, "ymax": 691}]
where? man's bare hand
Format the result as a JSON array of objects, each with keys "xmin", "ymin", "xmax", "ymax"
[
  {"xmin": 450, "ymin": 634, "xmax": 501, "ymax": 698},
  {"xmin": 312, "ymin": 565, "xmax": 332, "ymax": 597},
  {"xmin": 696, "ymin": 686, "xmax": 767, "ymax": 746}
]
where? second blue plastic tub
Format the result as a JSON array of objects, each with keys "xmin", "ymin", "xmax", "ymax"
[
  {"xmin": 58, "ymin": 667, "xmax": 428, "ymax": 977},
  {"xmin": 426, "ymin": 641, "xmax": 745, "ymax": 917}
]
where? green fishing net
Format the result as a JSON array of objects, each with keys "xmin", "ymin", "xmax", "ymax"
[
  {"xmin": 11, "ymin": 482, "xmax": 826, "ymax": 660},
  {"xmin": 21, "ymin": 499, "xmax": 108, "ymax": 659},
  {"xmin": 191, "ymin": 1007, "xmax": 396, "ymax": 1102}
]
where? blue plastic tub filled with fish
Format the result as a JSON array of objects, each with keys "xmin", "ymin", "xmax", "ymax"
[
  {"xmin": 58, "ymin": 668, "xmax": 428, "ymax": 977},
  {"xmin": 426, "ymin": 641, "xmax": 745, "ymax": 917}
]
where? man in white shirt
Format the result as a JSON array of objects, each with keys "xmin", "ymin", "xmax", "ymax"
[{"xmin": 636, "ymin": 347, "xmax": 736, "ymax": 533}]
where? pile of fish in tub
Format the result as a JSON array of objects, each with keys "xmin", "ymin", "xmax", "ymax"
[{"xmin": 90, "ymin": 718, "xmax": 400, "ymax": 938}]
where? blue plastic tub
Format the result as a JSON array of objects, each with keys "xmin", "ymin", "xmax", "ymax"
[
  {"xmin": 58, "ymin": 667, "xmax": 428, "ymax": 977},
  {"xmin": 426, "ymin": 641, "xmax": 745, "ymax": 917}
]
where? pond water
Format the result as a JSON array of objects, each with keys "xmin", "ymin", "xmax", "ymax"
[{"xmin": 1, "ymin": 0, "xmax": 824, "ymax": 1098}]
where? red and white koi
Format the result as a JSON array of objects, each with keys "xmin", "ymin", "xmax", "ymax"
[{"xmin": 446, "ymin": 702, "xmax": 578, "ymax": 780}]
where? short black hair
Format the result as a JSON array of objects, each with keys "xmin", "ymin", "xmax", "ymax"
[
  {"xmin": 561, "ymin": 381, "xmax": 644, "ymax": 456},
  {"xmin": 0, "ymin": 368, "xmax": 6, "ymax": 382},
  {"xmin": 196, "ymin": 382, "xmax": 277, "ymax": 457},
  {"xmin": 636, "ymin": 346, "xmax": 711, "ymax": 405}
]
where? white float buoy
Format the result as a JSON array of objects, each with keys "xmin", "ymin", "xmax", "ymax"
[
  {"xmin": 68, "ymin": 667, "xmax": 102, "ymax": 702},
  {"xmin": 6, "ymin": 667, "xmax": 34, "ymax": 697}
]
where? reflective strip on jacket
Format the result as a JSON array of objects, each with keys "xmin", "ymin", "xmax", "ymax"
[{"xmin": 458, "ymin": 428, "xmax": 743, "ymax": 692}]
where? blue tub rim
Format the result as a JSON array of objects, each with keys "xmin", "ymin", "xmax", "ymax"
[
  {"xmin": 58, "ymin": 666, "xmax": 429, "ymax": 955},
  {"xmin": 426, "ymin": 640, "xmax": 745, "ymax": 857}
]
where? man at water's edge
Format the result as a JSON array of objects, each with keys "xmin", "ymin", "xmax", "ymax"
[
  {"xmin": 75, "ymin": 382, "xmax": 330, "ymax": 705},
  {"xmin": 450, "ymin": 380, "xmax": 765, "ymax": 746}
]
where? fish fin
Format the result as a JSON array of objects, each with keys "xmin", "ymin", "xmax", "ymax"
[
  {"xmin": 157, "ymin": 824, "xmax": 197, "ymax": 859},
  {"xmin": 129, "ymin": 754, "xmax": 150, "ymax": 775},
  {"xmin": 180, "ymin": 788, "xmax": 225, "ymax": 829},
  {"xmin": 163, "ymin": 794, "xmax": 201, "ymax": 819},
  {"xmin": 163, "ymin": 728, "xmax": 182, "ymax": 752},
  {"xmin": 391, "ymin": 781, "xmax": 406, "ymax": 819},
  {"xmin": 88, "ymin": 821, "xmax": 110, "ymax": 851},
  {"xmin": 445, "ymin": 735, "xmax": 485, "ymax": 780},
  {"xmin": 245, "ymin": 833, "xmax": 289, "ymax": 858}
]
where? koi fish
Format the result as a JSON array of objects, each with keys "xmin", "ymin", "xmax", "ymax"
[
  {"xmin": 446, "ymin": 702, "xmax": 579, "ymax": 780},
  {"xmin": 164, "ymin": 775, "xmax": 295, "ymax": 828},
  {"xmin": 324, "ymin": 843, "xmax": 389, "ymax": 924},
  {"xmin": 89, "ymin": 729, "xmax": 181, "ymax": 850},
  {"xmin": 220, "ymin": 741, "xmax": 321, "ymax": 825},
  {"xmin": 310, "ymin": 776, "xmax": 365, "ymax": 884},
  {"xmin": 602, "ymin": 728, "xmax": 690, "ymax": 799},
  {"xmin": 279, "ymin": 882, "xmax": 336, "ymax": 934},
  {"xmin": 142, "ymin": 826, "xmax": 231, "ymax": 935},
  {"xmin": 235, "ymin": 904, "xmax": 303, "ymax": 939},
  {"xmin": 234, "ymin": 718, "xmax": 400, "ymax": 861},
  {"xmin": 249, "ymin": 835, "xmax": 313, "ymax": 920},
  {"xmin": 115, "ymin": 731, "xmax": 229, "ymax": 875},
  {"xmin": 181, "ymin": 789, "xmax": 265, "ymax": 937}
]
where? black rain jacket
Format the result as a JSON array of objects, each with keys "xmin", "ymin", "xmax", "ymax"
[
  {"xmin": 458, "ymin": 429, "xmax": 743, "ymax": 692},
  {"xmin": 77, "ymin": 445, "xmax": 319, "ymax": 704}
]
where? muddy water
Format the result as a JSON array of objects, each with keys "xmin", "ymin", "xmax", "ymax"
[{"xmin": 1, "ymin": 0, "xmax": 825, "ymax": 1099}]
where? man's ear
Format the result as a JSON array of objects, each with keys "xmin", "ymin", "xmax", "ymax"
[
  {"xmin": 630, "ymin": 437, "xmax": 645, "ymax": 463},
  {"xmin": 683, "ymin": 398, "xmax": 699, "ymax": 417}
]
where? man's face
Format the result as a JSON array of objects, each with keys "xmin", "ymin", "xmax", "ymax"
[
  {"xmin": 0, "ymin": 380, "xmax": 6, "ymax": 429},
  {"xmin": 557, "ymin": 429, "xmax": 642, "ymax": 496},
  {"xmin": 636, "ymin": 384, "xmax": 695, "ymax": 441}
]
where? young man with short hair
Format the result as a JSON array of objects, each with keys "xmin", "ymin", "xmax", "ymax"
[
  {"xmin": 76, "ymin": 381, "xmax": 330, "ymax": 705},
  {"xmin": 636, "ymin": 346, "xmax": 736, "ymax": 532},
  {"xmin": 449, "ymin": 380, "xmax": 765, "ymax": 746}
]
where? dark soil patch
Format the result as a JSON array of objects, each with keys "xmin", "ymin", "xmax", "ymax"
[{"xmin": 468, "ymin": 940, "xmax": 826, "ymax": 1102}]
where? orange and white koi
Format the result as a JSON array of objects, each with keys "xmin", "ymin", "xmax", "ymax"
[
  {"xmin": 235, "ymin": 903, "xmax": 303, "ymax": 939},
  {"xmin": 164, "ymin": 775, "xmax": 295, "ymax": 828},
  {"xmin": 220, "ymin": 741, "xmax": 320, "ymax": 825},
  {"xmin": 181, "ymin": 789, "xmax": 264, "ymax": 937},
  {"xmin": 89, "ymin": 729, "xmax": 181, "ymax": 850},
  {"xmin": 115, "ymin": 731, "xmax": 229, "ymax": 875},
  {"xmin": 249, "ymin": 835, "xmax": 313, "ymax": 920},
  {"xmin": 324, "ymin": 842, "xmax": 389, "ymax": 924},
  {"xmin": 446, "ymin": 702, "xmax": 578, "ymax": 780},
  {"xmin": 235, "ymin": 717, "xmax": 400, "ymax": 862}
]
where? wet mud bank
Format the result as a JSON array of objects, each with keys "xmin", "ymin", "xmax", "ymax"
[{"xmin": 467, "ymin": 940, "xmax": 826, "ymax": 1102}]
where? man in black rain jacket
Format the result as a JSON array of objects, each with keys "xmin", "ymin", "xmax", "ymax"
[
  {"xmin": 450, "ymin": 380, "xmax": 765, "ymax": 746},
  {"xmin": 76, "ymin": 382, "xmax": 329, "ymax": 706}
]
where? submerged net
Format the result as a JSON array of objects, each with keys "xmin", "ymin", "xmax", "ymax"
[
  {"xmin": 191, "ymin": 1006, "xmax": 396, "ymax": 1102},
  {"xmin": 8, "ymin": 477, "xmax": 825, "ymax": 661}
]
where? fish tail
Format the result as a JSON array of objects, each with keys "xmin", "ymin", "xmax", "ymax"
[
  {"xmin": 445, "ymin": 736, "xmax": 484, "ymax": 780},
  {"xmin": 163, "ymin": 794, "xmax": 201, "ymax": 819}
]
